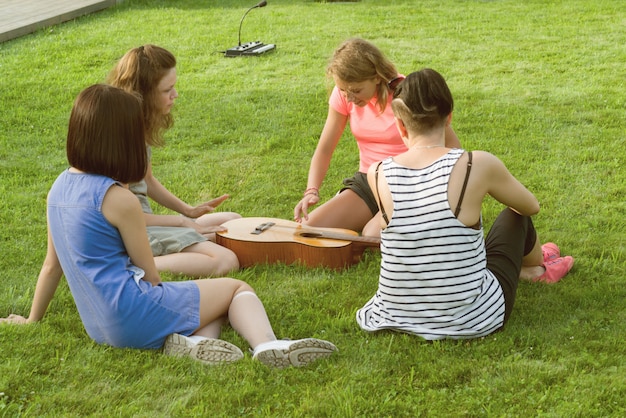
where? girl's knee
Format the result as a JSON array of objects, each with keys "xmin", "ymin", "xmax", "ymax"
[
  {"xmin": 232, "ymin": 288, "xmax": 257, "ymax": 302},
  {"xmin": 226, "ymin": 212, "xmax": 242, "ymax": 221},
  {"xmin": 214, "ymin": 249, "xmax": 240, "ymax": 275}
]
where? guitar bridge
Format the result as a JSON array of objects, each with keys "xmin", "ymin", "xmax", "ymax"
[{"xmin": 251, "ymin": 222, "xmax": 275, "ymax": 235}]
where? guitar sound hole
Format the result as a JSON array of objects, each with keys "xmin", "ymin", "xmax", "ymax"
[{"xmin": 298, "ymin": 232, "xmax": 323, "ymax": 238}]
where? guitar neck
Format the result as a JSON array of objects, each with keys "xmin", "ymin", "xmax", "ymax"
[
  {"xmin": 325, "ymin": 232, "xmax": 379, "ymax": 246},
  {"xmin": 248, "ymin": 221, "xmax": 381, "ymax": 247},
  {"xmin": 295, "ymin": 228, "xmax": 380, "ymax": 247}
]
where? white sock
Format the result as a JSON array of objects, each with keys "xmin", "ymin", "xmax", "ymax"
[
  {"xmin": 187, "ymin": 335, "xmax": 209, "ymax": 344},
  {"xmin": 232, "ymin": 290, "xmax": 258, "ymax": 302},
  {"xmin": 253, "ymin": 339, "xmax": 286, "ymax": 353}
]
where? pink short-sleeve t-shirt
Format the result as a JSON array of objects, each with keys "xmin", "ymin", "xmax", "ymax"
[{"xmin": 329, "ymin": 85, "xmax": 407, "ymax": 173}]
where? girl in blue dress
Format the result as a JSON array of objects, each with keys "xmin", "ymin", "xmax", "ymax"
[{"xmin": 1, "ymin": 84, "xmax": 336, "ymax": 368}]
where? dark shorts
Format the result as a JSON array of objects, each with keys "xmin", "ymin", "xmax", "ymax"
[
  {"xmin": 340, "ymin": 172, "xmax": 379, "ymax": 216},
  {"xmin": 485, "ymin": 208, "xmax": 537, "ymax": 323}
]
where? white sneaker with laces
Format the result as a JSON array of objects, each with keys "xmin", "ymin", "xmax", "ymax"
[
  {"xmin": 163, "ymin": 333, "xmax": 244, "ymax": 365},
  {"xmin": 252, "ymin": 338, "xmax": 337, "ymax": 368}
]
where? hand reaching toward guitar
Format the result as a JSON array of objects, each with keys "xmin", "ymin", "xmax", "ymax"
[
  {"xmin": 177, "ymin": 216, "xmax": 227, "ymax": 238},
  {"xmin": 294, "ymin": 192, "xmax": 320, "ymax": 222},
  {"xmin": 182, "ymin": 194, "xmax": 230, "ymax": 219},
  {"xmin": 195, "ymin": 224, "xmax": 227, "ymax": 239}
]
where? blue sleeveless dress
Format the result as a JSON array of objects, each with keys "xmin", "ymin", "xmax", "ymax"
[{"xmin": 47, "ymin": 170, "xmax": 200, "ymax": 349}]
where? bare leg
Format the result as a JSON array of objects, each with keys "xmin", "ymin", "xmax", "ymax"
[
  {"xmin": 362, "ymin": 212, "xmax": 383, "ymax": 238},
  {"xmin": 195, "ymin": 212, "xmax": 242, "ymax": 241},
  {"xmin": 179, "ymin": 278, "xmax": 337, "ymax": 367},
  {"xmin": 153, "ymin": 241, "xmax": 239, "ymax": 277},
  {"xmin": 519, "ymin": 237, "xmax": 545, "ymax": 280},
  {"xmin": 227, "ymin": 291, "xmax": 277, "ymax": 349},
  {"xmin": 519, "ymin": 237, "xmax": 574, "ymax": 283},
  {"xmin": 304, "ymin": 190, "xmax": 373, "ymax": 233},
  {"xmin": 194, "ymin": 317, "xmax": 226, "ymax": 339},
  {"xmin": 193, "ymin": 278, "xmax": 276, "ymax": 349},
  {"xmin": 195, "ymin": 211, "xmax": 241, "ymax": 226}
]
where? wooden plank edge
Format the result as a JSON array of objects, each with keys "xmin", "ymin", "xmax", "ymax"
[{"xmin": 0, "ymin": 0, "xmax": 117, "ymax": 44}]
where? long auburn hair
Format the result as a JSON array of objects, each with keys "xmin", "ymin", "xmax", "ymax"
[{"xmin": 106, "ymin": 44, "xmax": 176, "ymax": 147}]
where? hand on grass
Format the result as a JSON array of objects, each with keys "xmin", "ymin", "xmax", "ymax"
[{"xmin": 0, "ymin": 314, "xmax": 29, "ymax": 324}]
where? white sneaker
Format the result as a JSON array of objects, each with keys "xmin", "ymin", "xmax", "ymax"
[
  {"xmin": 163, "ymin": 333, "xmax": 243, "ymax": 365},
  {"xmin": 252, "ymin": 338, "xmax": 337, "ymax": 368}
]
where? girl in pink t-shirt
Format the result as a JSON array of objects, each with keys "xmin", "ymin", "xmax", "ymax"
[{"xmin": 294, "ymin": 38, "xmax": 461, "ymax": 237}]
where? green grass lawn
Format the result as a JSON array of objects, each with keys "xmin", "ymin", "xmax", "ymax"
[{"xmin": 1, "ymin": 0, "xmax": 625, "ymax": 416}]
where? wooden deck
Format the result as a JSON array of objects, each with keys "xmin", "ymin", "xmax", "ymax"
[{"xmin": 0, "ymin": 0, "xmax": 119, "ymax": 43}]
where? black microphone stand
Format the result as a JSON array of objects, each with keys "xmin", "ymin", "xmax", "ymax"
[{"xmin": 225, "ymin": 1, "xmax": 275, "ymax": 57}]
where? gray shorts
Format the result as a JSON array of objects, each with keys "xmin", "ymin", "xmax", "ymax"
[
  {"xmin": 340, "ymin": 172, "xmax": 379, "ymax": 216},
  {"xmin": 147, "ymin": 226, "xmax": 207, "ymax": 257}
]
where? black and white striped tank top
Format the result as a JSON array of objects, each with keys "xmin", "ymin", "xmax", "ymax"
[{"xmin": 356, "ymin": 149, "xmax": 505, "ymax": 339}]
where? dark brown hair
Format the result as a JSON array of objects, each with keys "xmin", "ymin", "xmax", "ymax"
[
  {"xmin": 67, "ymin": 84, "xmax": 147, "ymax": 183},
  {"xmin": 391, "ymin": 68, "xmax": 454, "ymax": 134},
  {"xmin": 106, "ymin": 44, "xmax": 176, "ymax": 147}
]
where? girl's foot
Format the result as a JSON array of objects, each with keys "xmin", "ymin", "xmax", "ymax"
[
  {"xmin": 542, "ymin": 242, "xmax": 561, "ymax": 262},
  {"xmin": 533, "ymin": 256, "xmax": 574, "ymax": 284},
  {"xmin": 163, "ymin": 333, "xmax": 243, "ymax": 365},
  {"xmin": 252, "ymin": 338, "xmax": 337, "ymax": 368}
]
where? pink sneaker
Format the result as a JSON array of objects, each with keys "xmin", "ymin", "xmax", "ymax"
[
  {"xmin": 542, "ymin": 242, "xmax": 560, "ymax": 262},
  {"xmin": 533, "ymin": 256, "xmax": 574, "ymax": 284}
]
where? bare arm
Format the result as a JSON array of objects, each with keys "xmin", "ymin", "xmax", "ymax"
[
  {"xmin": 142, "ymin": 212, "xmax": 227, "ymax": 238},
  {"xmin": 0, "ymin": 224, "xmax": 63, "ymax": 324},
  {"xmin": 102, "ymin": 185, "xmax": 161, "ymax": 286},
  {"xmin": 481, "ymin": 152, "xmax": 540, "ymax": 216},
  {"xmin": 294, "ymin": 108, "xmax": 348, "ymax": 221},
  {"xmin": 144, "ymin": 161, "xmax": 229, "ymax": 220}
]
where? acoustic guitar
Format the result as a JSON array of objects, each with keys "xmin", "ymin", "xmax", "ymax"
[{"xmin": 215, "ymin": 217, "xmax": 380, "ymax": 270}]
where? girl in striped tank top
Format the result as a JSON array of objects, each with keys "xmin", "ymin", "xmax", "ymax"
[{"xmin": 357, "ymin": 69, "xmax": 574, "ymax": 340}]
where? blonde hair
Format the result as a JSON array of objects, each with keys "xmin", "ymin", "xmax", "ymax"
[
  {"xmin": 106, "ymin": 45, "xmax": 176, "ymax": 147},
  {"xmin": 327, "ymin": 38, "xmax": 398, "ymax": 113}
]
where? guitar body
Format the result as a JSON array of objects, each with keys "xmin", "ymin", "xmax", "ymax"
[{"xmin": 216, "ymin": 217, "xmax": 376, "ymax": 270}]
